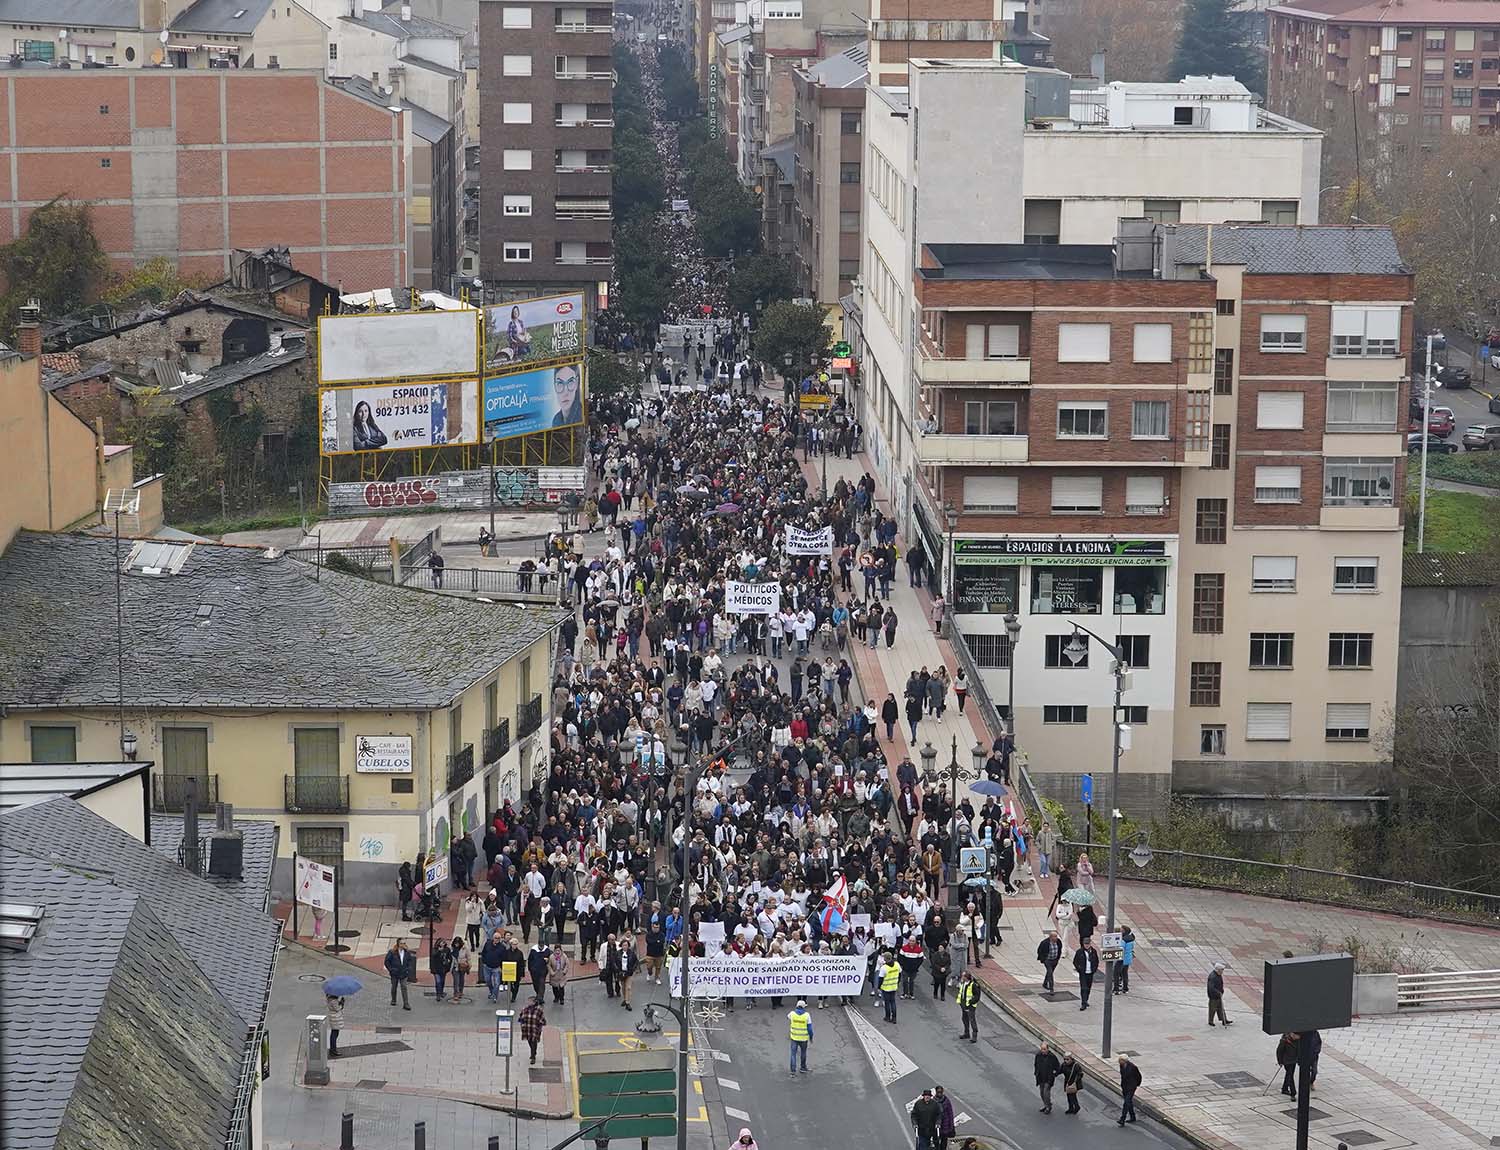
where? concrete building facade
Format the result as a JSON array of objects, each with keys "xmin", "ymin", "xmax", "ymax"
[
  {"xmin": 0, "ymin": 69, "xmax": 412, "ymax": 286},
  {"xmin": 477, "ymin": 0, "xmax": 613, "ymax": 306},
  {"xmin": 791, "ymin": 42, "xmax": 866, "ymax": 306}
]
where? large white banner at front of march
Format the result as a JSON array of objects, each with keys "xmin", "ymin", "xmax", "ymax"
[
  {"xmin": 784, "ymin": 525, "xmax": 834, "ymax": 555},
  {"xmin": 725, "ymin": 580, "xmax": 781, "ymax": 615},
  {"xmin": 668, "ymin": 955, "xmax": 865, "ymax": 998}
]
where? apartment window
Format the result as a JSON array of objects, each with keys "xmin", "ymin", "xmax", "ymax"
[
  {"xmin": 1173, "ymin": 105, "xmax": 1194, "ymax": 125},
  {"xmin": 1325, "ymin": 702, "xmax": 1371, "ymax": 741},
  {"xmin": 1023, "ymin": 198, "xmax": 1062, "ymax": 244},
  {"xmin": 100, "ymin": 158, "xmax": 111, "ymax": 168},
  {"xmin": 1196, "ymin": 498, "xmax": 1228, "ymax": 543},
  {"xmin": 329, "ymin": 42, "xmax": 336, "ymax": 58},
  {"xmin": 503, "ymin": 241, "xmax": 533, "ymax": 262},
  {"xmin": 502, "ymin": 5, "xmax": 531, "ymax": 26},
  {"xmin": 964, "ymin": 633, "xmax": 1015, "ymax": 668},
  {"xmin": 1057, "ymin": 323, "xmax": 1110, "ymax": 363},
  {"xmin": 1451, "ymin": 114, "xmax": 1471, "ymax": 132},
  {"xmin": 840, "ymin": 162, "xmax": 860, "ymax": 184},
  {"xmin": 1050, "ymin": 475, "xmax": 1103, "ymax": 514},
  {"xmin": 1327, "ymin": 381, "xmax": 1398, "ymax": 430},
  {"xmin": 1257, "ymin": 391, "xmax": 1305, "ymax": 430},
  {"xmin": 1210, "ymin": 424, "xmax": 1230, "ymax": 469},
  {"xmin": 1142, "ymin": 198, "xmax": 1180, "ymax": 223},
  {"xmin": 1031, "ymin": 566, "xmax": 1104, "ymax": 614},
  {"xmin": 1193, "ymin": 573, "xmax": 1225, "ymax": 633},
  {"xmin": 1424, "ymin": 28, "xmax": 1444, "ymax": 49},
  {"xmin": 1324, "ymin": 458, "xmax": 1396, "ymax": 506},
  {"xmin": 1331, "ymin": 306, "xmax": 1400, "ymax": 356},
  {"xmin": 1252, "ymin": 555, "xmax": 1297, "ymax": 592},
  {"xmin": 1216, "ymin": 299, "xmax": 1236, "ymax": 316},
  {"xmin": 961, "ymin": 475, "xmax": 1018, "ymax": 513},
  {"xmin": 841, "ymin": 112, "xmax": 862, "ymax": 134},
  {"xmin": 29, "ymin": 725, "xmax": 78, "ymax": 763},
  {"xmin": 1213, "ymin": 348, "xmax": 1234, "ymax": 395},
  {"xmin": 1057, "ymin": 402, "xmax": 1107, "ymax": 438},
  {"xmin": 1131, "ymin": 400, "xmax": 1170, "ymax": 439},
  {"xmin": 1454, "ymin": 29, "xmax": 1474, "ymax": 50},
  {"xmin": 1452, "ymin": 84, "xmax": 1474, "ymax": 105},
  {"xmin": 1253, "ymin": 465, "xmax": 1302, "ymax": 504},
  {"xmin": 1125, "ymin": 475, "xmax": 1165, "ymax": 514},
  {"xmin": 294, "ymin": 727, "xmax": 341, "ymax": 777},
  {"xmin": 1250, "ymin": 632, "xmax": 1295, "ymax": 669},
  {"xmin": 1329, "ymin": 632, "xmax": 1374, "ymax": 668},
  {"xmin": 1189, "ymin": 662, "xmax": 1222, "ymax": 706},
  {"xmin": 1454, "ymin": 60, "xmax": 1475, "ymax": 80},
  {"xmin": 1045, "ymin": 634, "xmax": 1088, "ymax": 668},
  {"xmin": 1115, "ymin": 635, "xmax": 1151, "ymax": 668},
  {"xmin": 840, "ymin": 211, "xmax": 860, "ymax": 232},
  {"xmin": 267, "ymin": 54, "xmax": 280, "ymax": 67},
  {"xmin": 1422, "ymin": 85, "xmax": 1445, "ymax": 107},
  {"xmin": 1043, "ymin": 705, "xmax": 1088, "ymax": 724},
  {"xmin": 1189, "ymin": 312, "xmax": 1214, "ymax": 372},
  {"xmin": 1200, "ymin": 724, "xmax": 1227, "ymax": 754},
  {"xmin": 503, "ymin": 102, "xmax": 532, "ymax": 124},
  {"xmin": 967, "ymin": 324, "xmax": 1020, "ymax": 359},
  {"xmin": 502, "ymin": 149, "xmax": 532, "ymax": 170},
  {"xmin": 297, "ymin": 826, "xmax": 344, "ymax": 872},
  {"xmin": 1132, "ymin": 323, "xmax": 1172, "ymax": 364},
  {"xmin": 502, "ymin": 53, "xmax": 532, "ymax": 75},
  {"xmin": 1334, "ymin": 556, "xmax": 1379, "ymax": 591},
  {"xmin": 1260, "ymin": 314, "xmax": 1307, "ymax": 352},
  {"xmin": 1121, "ymin": 705, "xmax": 1149, "ymax": 725},
  {"xmin": 1261, "ymin": 199, "xmax": 1299, "ymax": 225},
  {"xmin": 964, "ymin": 400, "xmax": 1018, "ymax": 436},
  {"xmin": 503, "ymin": 194, "xmax": 533, "ymax": 216},
  {"xmin": 1246, "ymin": 702, "xmax": 1292, "ymax": 740}
]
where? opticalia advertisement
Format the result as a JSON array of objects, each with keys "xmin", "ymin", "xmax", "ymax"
[
  {"xmin": 482, "ymin": 362, "xmax": 586, "ymax": 443},
  {"xmin": 319, "ymin": 381, "xmax": 479, "ymax": 456},
  {"xmin": 483, "ymin": 292, "xmax": 586, "ymax": 371}
]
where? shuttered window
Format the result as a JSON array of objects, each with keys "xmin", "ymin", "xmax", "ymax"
[
  {"xmin": 1246, "ymin": 702, "xmax": 1292, "ymax": 740},
  {"xmin": 962, "ymin": 475, "xmax": 1018, "ymax": 512},
  {"xmin": 162, "ymin": 727, "xmax": 209, "ymax": 779},
  {"xmin": 1057, "ymin": 323, "xmax": 1111, "ymax": 363},
  {"xmin": 1051, "ymin": 476, "xmax": 1103, "ymax": 513},
  {"xmin": 1251, "ymin": 556, "xmax": 1297, "ymax": 592},
  {"xmin": 1125, "ymin": 475, "xmax": 1165, "ymax": 513},
  {"xmin": 294, "ymin": 728, "xmax": 340, "ymax": 777},
  {"xmin": 1260, "ymin": 314, "xmax": 1306, "ymax": 352},
  {"xmin": 1132, "ymin": 323, "xmax": 1172, "ymax": 363},
  {"xmin": 1325, "ymin": 703, "xmax": 1371, "ymax": 740},
  {"xmin": 1256, "ymin": 391, "xmax": 1304, "ymax": 429},
  {"xmin": 1254, "ymin": 466, "xmax": 1302, "ymax": 504}
]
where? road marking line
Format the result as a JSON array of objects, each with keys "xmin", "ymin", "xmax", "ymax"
[
  {"xmin": 845, "ymin": 1005, "xmax": 920, "ymax": 1086},
  {"xmin": 719, "ymin": 1078, "xmax": 741, "ymax": 1091},
  {"xmin": 725, "ymin": 1106, "xmax": 751, "ymax": 1121},
  {"xmin": 711, "ymin": 1049, "xmax": 731, "ymax": 1062}
]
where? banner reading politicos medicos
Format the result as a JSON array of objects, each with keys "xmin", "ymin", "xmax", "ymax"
[
  {"xmin": 725, "ymin": 580, "xmax": 781, "ymax": 615},
  {"xmin": 667, "ymin": 955, "xmax": 865, "ymax": 998}
]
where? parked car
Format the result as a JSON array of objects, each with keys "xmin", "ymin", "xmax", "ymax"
[
  {"xmin": 1491, "ymin": 395, "xmax": 1500, "ymax": 416},
  {"xmin": 1461, "ymin": 424, "xmax": 1500, "ymax": 451},
  {"xmin": 1410, "ymin": 406, "xmax": 1456, "ymax": 437},
  {"xmin": 1408, "ymin": 432, "xmax": 1459, "ymax": 454},
  {"xmin": 1436, "ymin": 365, "xmax": 1472, "ymax": 390}
]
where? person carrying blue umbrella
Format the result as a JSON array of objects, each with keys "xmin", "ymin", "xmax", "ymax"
[{"xmin": 321, "ymin": 975, "xmax": 361, "ymax": 1057}]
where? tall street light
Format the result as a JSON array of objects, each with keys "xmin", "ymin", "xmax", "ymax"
[
  {"xmin": 1062, "ymin": 622, "xmax": 1129, "ymax": 1058},
  {"xmin": 943, "ymin": 502, "xmax": 958, "ymax": 612},
  {"xmin": 1003, "ymin": 612, "xmax": 1021, "ymax": 742}
]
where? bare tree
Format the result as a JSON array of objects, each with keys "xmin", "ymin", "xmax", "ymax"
[{"xmin": 1042, "ymin": 0, "xmax": 1183, "ymax": 84}]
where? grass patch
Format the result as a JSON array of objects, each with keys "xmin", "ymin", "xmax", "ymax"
[
  {"xmin": 1405, "ymin": 485, "xmax": 1500, "ymax": 553},
  {"xmin": 176, "ymin": 508, "xmax": 306, "ymax": 538},
  {"xmin": 1425, "ymin": 449, "xmax": 1500, "ymax": 489}
]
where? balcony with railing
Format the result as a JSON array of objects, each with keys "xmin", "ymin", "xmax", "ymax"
[
  {"xmin": 284, "ymin": 774, "xmax": 351, "ymax": 813},
  {"xmin": 152, "ymin": 773, "xmax": 219, "ymax": 812},
  {"xmin": 446, "ymin": 742, "xmax": 475, "ymax": 792},
  {"xmin": 915, "ymin": 428, "xmax": 1030, "ymax": 465},
  {"xmin": 483, "ymin": 718, "xmax": 511, "ymax": 765},
  {"xmin": 516, "ymin": 693, "xmax": 544, "ymax": 739},
  {"xmin": 917, "ymin": 315, "xmax": 1033, "ymax": 385}
]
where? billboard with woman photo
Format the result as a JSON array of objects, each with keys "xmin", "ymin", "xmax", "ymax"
[
  {"xmin": 319, "ymin": 380, "xmax": 479, "ymax": 455},
  {"xmin": 482, "ymin": 361, "xmax": 585, "ymax": 443},
  {"xmin": 483, "ymin": 292, "xmax": 586, "ymax": 370}
]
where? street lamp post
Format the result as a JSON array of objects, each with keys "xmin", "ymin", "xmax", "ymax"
[
  {"xmin": 782, "ymin": 351, "xmax": 795, "ymax": 408},
  {"xmin": 943, "ymin": 502, "xmax": 958, "ymax": 612},
  {"xmin": 920, "ymin": 738, "xmax": 987, "ymax": 897},
  {"xmin": 1061, "ymin": 623, "xmax": 1128, "ymax": 1058},
  {"xmin": 1003, "ymin": 612, "xmax": 1022, "ymax": 740}
]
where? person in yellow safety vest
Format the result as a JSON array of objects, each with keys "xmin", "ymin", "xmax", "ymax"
[
  {"xmin": 957, "ymin": 970, "xmax": 981, "ymax": 1044},
  {"xmin": 878, "ymin": 950, "xmax": 901, "ymax": 1024},
  {"xmin": 787, "ymin": 999, "xmax": 814, "ymax": 1074}
]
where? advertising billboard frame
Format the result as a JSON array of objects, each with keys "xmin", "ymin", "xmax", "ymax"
[
  {"xmin": 318, "ymin": 379, "xmax": 481, "ymax": 457},
  {"xmin": 482, "ymin": 291, "xmax": 587, "ymax": 374},
  {"xmin": 481, "ymin": 360, "xmax": 588, "ymax": 445},
  {"xmin": 317, "ymin": 309, "xmax": 481, "ymax": 385}
]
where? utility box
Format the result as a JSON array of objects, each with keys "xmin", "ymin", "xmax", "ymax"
[{"xmin": 1262, "ymin": 953, "xmax": 1355, "ymax": 1035}]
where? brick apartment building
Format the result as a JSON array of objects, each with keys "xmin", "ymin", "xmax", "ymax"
[
  {"xmin": 1267, "ymin": 0, "xmax": 1500, "ymax": 149},
  {"xmin": 791, "ymin": 43, "xmax": 867, "ymax": 307},
  {"xmin": 0, "ymin": 69, "xmax": 413, "ymax": 287},
  {"xmin": 477, "ymin": 0, "xmax": 614, "ymax": 307}
]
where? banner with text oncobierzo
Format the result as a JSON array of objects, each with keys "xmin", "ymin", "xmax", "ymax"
[
  {"xmin": 725, "ymin": 580, "xmax": 781, "ymax": 615},
  {"xmin": 668, "ymin": 955, "xmax": 866, "ymax": 998},
  {"xmin": 784, "ymin": 525, "xmax": 834, "ymax": 555}
]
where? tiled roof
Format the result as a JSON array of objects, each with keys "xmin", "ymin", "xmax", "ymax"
[
  {"xmin": 169, "ymin": 0, "xmax": 272, "ymax": 34},
  {"xmin": 0, "ymin": 0, "xmax": 137, "ymax": 27},
  {"xmin": 40, "ymin": 351, "xmax": 81, "ymax": 375},
  {"xmin": 1268, "ymin": 0, "xmax": 1500, "ymax": 22},
  {"xmin": 150, "ymin": 814, "xmax": 280, "ymax": 912},
  {"xmin": 1167, "ymin": 224, "xmax": 1408, "ymax": 276},
  {"xmin": 169, "ymin": 343, "xmax": 308, "ymax": 405},
  {"xmin": 1402, "ymin": 550, "xmax": 1500, "ymax": 588},
  {"xmin": 0, "ymin": 530, "xmax": 565, "ymax": 710}
]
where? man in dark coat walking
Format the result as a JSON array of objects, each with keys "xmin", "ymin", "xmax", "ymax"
[
  {"xmin": 1037, "ymin": 929, "xmax": 1062, "ymax": 991},
  {"xmin": 1033, "ymin": 1042, "xmax": 1062, "ymax": 1114},
  {"xmin": 1207, "ymin": 962, "xmax": 1234, "ymax": 1026},
  {"xmin": 910, "ymin": 1088, "xmax": 942, "ymax": 1150},
  {"xmin": 1117, "ymin": 1055, "xmax": 1142, "ymax": 1125},
  {"xmin": 1073, "ymin": 941, "xmax": 1100, "ymax": 1010}
]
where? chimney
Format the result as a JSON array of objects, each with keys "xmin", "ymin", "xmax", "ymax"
[
  {"xmin": 1090, "ymin": 50, "xmax": 1106, "ymax": 83},
  {"xmin": 17, "ymin": 298, "xmax": 41, "ymax": 358},
  {"xmin": 371, "ymin": 70, "xmax": 380, "ymax": 89},
  {"xmin": 208, "ymin": 802, "xmax": 244, "ymax": 881},
  {"xmin": 181, "ymin": 776, "xmax": 202, "ymax": 875},
  {"xmin": 400, "ymin": 3, "xmax": 410, "ymax": 17}
]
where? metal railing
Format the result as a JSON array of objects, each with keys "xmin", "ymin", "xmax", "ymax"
[
  {"xmin": 446, "ymin": 743, "xmax": 475, "ymax": 792},
  {"xmin": 284, "ymin": 774, "xmax": 350, "ymax": 814},
  {"xmin": 516, "ymin": 693, "xmax": 544, "ymax": 739},
  {"xmin": 1055, "ymin": 839, "xmax": 1500, "ymax": 925},
  {"xmin": 283, "ymin": 543, "xmax": 391, "ymax": 570},
  {"xmin": 404, "ymin": 565, "xmax": 560, "ymax": 600},
  {"xmin": 397, "ymin": 529, "xmax": 438, "ymax": 581},
  {"xmin": 152, "ymin": 772, "xmax": 219, "ymax": 812},
  {"xmin": 1397, "ymin": 969, "xmax": 1500, "ymax": 1010},
  {"xmin": 483, "ymin": 719, "xmax": 511, "ymax": 765}
]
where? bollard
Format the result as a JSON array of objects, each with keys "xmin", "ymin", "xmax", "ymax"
[
  {"xmin": 413, "ymin": 1121, "xmax": 426, "ymax": 1150},
  {"xmin": 341, "ymin": 1111, "xmax": 354, "ymax": 1150}
]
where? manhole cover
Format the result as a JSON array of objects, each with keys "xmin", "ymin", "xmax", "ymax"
[
  {"xmin": 335, "ymin": 1041, "xmax": 412, "ymax": 1058},
  {"xmin": 337, "ymin": 929, "xmax": 361, "ymax": 939},
  {"xmin": 298, "ymin": 974, "xmax": 328, "ymax": 983},
  {"xmin": 375, "ymin": 1026, "xmax": 403, "ymax": 1035},
  {"xmin": 1206, "ymin": 1071, "xmax": 1264, "ymax": 1089},
  {"xmin": 354, "ymin": 1079, "xmax": 388, "ymax": 1090},
  {"xmin": 1331, "ymin": 1133, "xmax": 1381, "ymax": 1147},
  {"xmin": 530, "ymin": 1066, "xmax": 563, "ymax": 1083},
  {"xmin": 1281, "ymin": 1107, "xmax": 1331, "ymax": 1121}
]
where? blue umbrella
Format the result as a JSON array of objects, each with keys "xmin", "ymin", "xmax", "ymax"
[
  {"xmin": 323, "ymin": 975, "xmax": 364, "ymax": 996},
  {"xmin": 969, "ymin": 779, "xmax": 1006, "ymax": 797}
]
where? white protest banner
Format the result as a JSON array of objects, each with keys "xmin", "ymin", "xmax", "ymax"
[
  {"xmin": 668, "ymin": 954, "xmax": 866, "ymax": 998},
  {"xmin": 850, "ymin": 913, "xmax": 872, "ymax": 934},
  {"xmin": 697, "ymin": 921, "xmax": 727, "ymax": 947},
  {"xmin": 295, "ymin": 856, "xmax": 335, "ymax": 911},
  {"xmin": 725, "ymin": 580, "xmax": 781, "ymax": 615},
  {"xmin": 784, "ymin": 525, "xmax": 834, "ymax": 556}
]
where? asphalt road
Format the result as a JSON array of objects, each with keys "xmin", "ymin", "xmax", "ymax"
[
  {"xmin": 680, "ymin": 978, "xmax": 1196, "ymax": 1150},
  {"xmin": 1426, "ymin": 337, "xmax": 1500, "ymax": 428}
]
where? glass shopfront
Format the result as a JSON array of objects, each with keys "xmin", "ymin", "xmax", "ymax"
[
  {"xmin": 954, "ymin": 565, "xmax": 1020, "ymax": 613},
  {"xmin": 1029, "ymin": 565, "xmax": 1104, "ymax": 614},
  {"xmin": 1113, "ymin": 565, "xmax": 1167, "ymax": 614}
]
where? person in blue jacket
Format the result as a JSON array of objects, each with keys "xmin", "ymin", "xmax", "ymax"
[{"xmin": 1114, "ymin": 926, "xmax": 1136, "ymax": 995}]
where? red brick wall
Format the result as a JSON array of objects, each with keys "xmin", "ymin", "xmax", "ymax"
[
  {"xmin": 175, "ymin": 76, "xmax": 224, "ymax": 145},
  {"xmin": 1028, "ymin": 386, "xmax": 1189, "ymax": 464},
  {"xmin": 939, "ymin": 467, "xmax": 1180, "ymax": 535},
  {"xmin": 178, "ymin": 151, "xmax": 226, "ymax": 198},
  {"xmin": 327, "ymin": 200, "xmax": 398, "ymax": 246},
  {"xmin": 326, "ymin": 147, "xmax": 396, "ymax": 194},
  {"xmin": 178, "ymin": 203, "xmax": 227, "ymax": 252},
  {"xmin": 227, "ymin": 148, "xmax": 321, "ymax": 196},
  {"xmin": 230, "ymin": 201, "xmax": 322, "ymax": 250},
  {"xmin": 1029, "ymin": 310, "xmax": 1195, "ymax": 392},
  {"xmin": 13, "ymin": 76, "xmax": 131, "ymax": 147},
  {"xmin": 226, "ymin": 74, "xmax": 320, "ymax": 143},
  {"xmin": 18, "ymin": 152, "xmax": 132, "ymax": 202},
  {"xmin": 134, "ymin": 76, "xmax": 173, "ymax": 129}
]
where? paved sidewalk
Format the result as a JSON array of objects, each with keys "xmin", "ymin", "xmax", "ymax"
[{"xmin": 971, "ymin": 875, "xmax": 1500, "ymax": 1150}]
